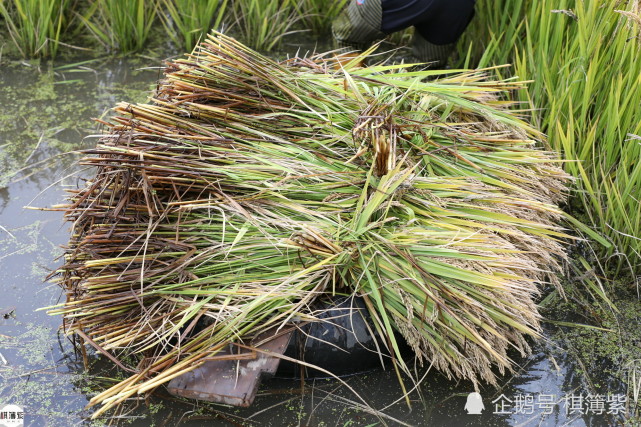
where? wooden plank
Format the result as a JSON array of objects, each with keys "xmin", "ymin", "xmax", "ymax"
[{"xmin": 167, "ymin": 329, "xmax": 292, "ymax": 406}]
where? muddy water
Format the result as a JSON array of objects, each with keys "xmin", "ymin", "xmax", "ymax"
[
  {"xmin": 0, "ymin": 53, "xmax": 626, "ymax": 426},
  {"xmin": 0, "ymin": 57, "xmax": 161, "ymax": 426}
]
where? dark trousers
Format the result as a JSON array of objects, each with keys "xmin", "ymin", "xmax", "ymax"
[{"xmin": 381, "ymin": 0, "xmax": 476, "ymax": 45}]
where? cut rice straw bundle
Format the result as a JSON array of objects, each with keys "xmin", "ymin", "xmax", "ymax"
[{"xmin": 48, "ymin": 32, "xmax": 570, "ymax": 417}]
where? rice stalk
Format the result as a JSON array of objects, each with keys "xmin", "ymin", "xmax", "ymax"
[
  {"xmin": 232, "ymin": 0, "xmax": 302, "ymax": 52},
  {"xmin": 158, "ymin": 0, "xmax": 228, "ymax": 52},
  {"xmin": 48, "ymin": 32, "xmax": 570, "ymax": 417},
  {"xmin": 462, "ymin": 0, "xmax": 641, "ymax": 272},
  {"xmin": 78, "ymin": 0, "xmax": 157, "ymax": 53},
  {"xmin": 0, "ymin": 0, "xmax": 73, "ymax": 58},
  {"xmin": 293, "ymin": 0, "xmax": 349, "ymax": 36}
]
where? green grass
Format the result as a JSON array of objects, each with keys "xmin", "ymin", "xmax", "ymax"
[
  {"xmin": 158, "ymin": 0, "xmax": 228, "ymax": 52},
  {"xmin": 232, "ymin": 0, "xmax": 301, "ymax": 51},
  {"xmin": 0, "ymin": 0, "xmax": 72, "ymax": 58},
  {"xmin": 293, "ymin": 0, "xmax": 348, "ymax": 36},
  {"xmin": 460, "ymin": 0, "xmax": 641, "ymax": 273},
  {"xmin": 78, "ymin": 0, "xmax": 157, "ymax": 53}
]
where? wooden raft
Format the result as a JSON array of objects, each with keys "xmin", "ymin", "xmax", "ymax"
[{"xmin": 167, "ymin": 329, "xmax": 293, "ymax": 406}]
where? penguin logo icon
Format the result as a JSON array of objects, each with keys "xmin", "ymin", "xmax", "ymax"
[{"xmin": 465, "ymin": 392, "xmax": 484, "ymax": 414}]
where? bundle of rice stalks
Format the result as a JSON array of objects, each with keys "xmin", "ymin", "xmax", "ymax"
[{"xmin": 49, "ymin": 32, "xmax": 570, "ymax": 416}]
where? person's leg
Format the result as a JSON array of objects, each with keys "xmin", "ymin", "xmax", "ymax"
[
  {"xmin": 380, "ymin": 0, "xmax": 438, "ymax": 34},
  {"xmin": 381, "ymin": 0, "xmax": 476, "ymax": 66},
  {"xmin": 412, "ymin": 0, "xmax": 476, "ymax": 46},
  {"xmin": 332, "ymin": 0, "xmax": 384, "ymax": 50}
]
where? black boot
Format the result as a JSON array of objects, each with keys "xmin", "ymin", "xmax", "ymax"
[{"xmin": 411, "ymin": 32, "xmax": 454, "ymax": 68}]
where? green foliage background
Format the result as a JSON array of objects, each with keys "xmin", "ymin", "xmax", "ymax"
[{"xmin": 460, "ymin": 0, "xmax": 641, "ymax": 274}]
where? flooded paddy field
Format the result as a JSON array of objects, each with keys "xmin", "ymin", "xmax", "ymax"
[{"xmin": 1, "ymin": 49, "xmax": 639, "ymax": 427}]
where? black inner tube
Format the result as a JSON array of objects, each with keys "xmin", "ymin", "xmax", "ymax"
[{"xmin": 277, "ymin": 296, "xmax": 410, "ymax": 378}]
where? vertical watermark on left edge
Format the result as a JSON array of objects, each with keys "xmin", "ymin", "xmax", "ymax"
[{"xmin": 0, "ymin": 404, "xmax": 24, "ymax": 427}]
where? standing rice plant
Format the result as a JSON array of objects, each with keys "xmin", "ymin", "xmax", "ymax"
[
  {"xmin": 232, "ymin": 0, "xmax": 301, "ymax": 51},
  {"xmin": 158, "ymin": 0, "xmax": 228, "ymax": 52},
  {"xmin": 461, "ymin": 0, "xmax": 641, "ymax": 272},
  {"xmin": 457, "ymin": 0, "xmax": 528, "ymax": 67},
  {"xmin": 48, "ymin": 33, "xmax": 571, "ymax": 417},
  {"xmin": 0, "ymin": 0, "xmax": 72, "ymax": 58},
  {"xmin": 78, "ymin": 0, "xmax": 157, "ymax": 53},
  {"xmin": 293, "ymin": 0, "xmax": 348, "ymax": 36}
]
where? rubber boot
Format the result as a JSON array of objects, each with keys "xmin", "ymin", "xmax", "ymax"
[{"xmin": 411, "ymin": 32, "xmax": 455, "ymax": 68}]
